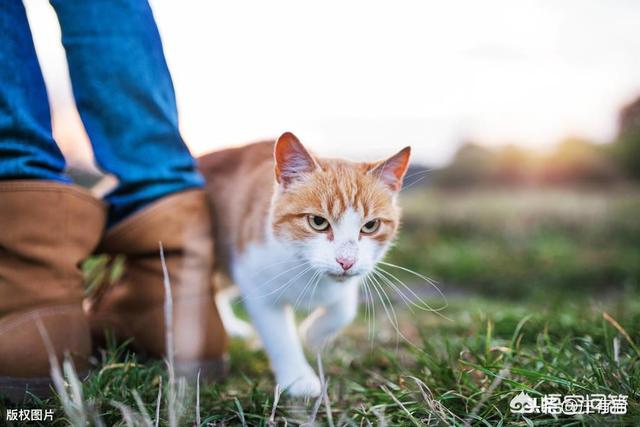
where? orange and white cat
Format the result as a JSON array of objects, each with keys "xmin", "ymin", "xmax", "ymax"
[{"xmin": 199, "ymin": 132, "xmax": 410, "ymax": 397}]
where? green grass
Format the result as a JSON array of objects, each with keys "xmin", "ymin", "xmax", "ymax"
[
  {"xmin": 2, "ymin": 188, "xmax": 639, "ymax": 425},
  {"xmin": 391, "ymin": 188, "xmax": 640, "ymax": 297},
  {"xmin": 3, "ymin": 294, "xmax": 639, "ymax": 426}
]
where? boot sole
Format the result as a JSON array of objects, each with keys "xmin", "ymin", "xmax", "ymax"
[
  {"xmin": 0, "ymin": 375, "xmax": 54, "ymax": 403},
  {"xmin": 175, "ymin": 355, "xmax": 230, "ymax": 383},
  {"xmin": 0, "ymin": 357, "xmax": 228, "ymax": 404}
]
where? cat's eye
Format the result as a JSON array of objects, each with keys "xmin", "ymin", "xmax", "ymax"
[
  {"xmin": 308, "ymin": 215, "xmax": 330, "ymax": 232},
  {"xmin": 361, "ymin": 219, "xmax": 381, "ymax": 234}
]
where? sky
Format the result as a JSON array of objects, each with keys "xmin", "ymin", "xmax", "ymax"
[{"xmin": 24, "ymin": 0, "xmax": 640, "ymax": 169}]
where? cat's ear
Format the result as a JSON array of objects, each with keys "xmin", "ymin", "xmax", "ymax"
[
  {"xmin": 370, "ymin": 146, "xmax": 411, "ymax": 191},
  {"xmin": 274, "ymin": 132, "xmax": 318, "ymax": 186}
]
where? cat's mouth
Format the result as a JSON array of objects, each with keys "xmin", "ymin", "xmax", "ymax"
[{"xmin": 327, "ymin": 271, "xmax": 357, "ymax": 282}]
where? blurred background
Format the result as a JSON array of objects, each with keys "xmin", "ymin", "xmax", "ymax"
[{"xmin": 25, "ymin": 0, "xmax": 640, "ymax": 300}]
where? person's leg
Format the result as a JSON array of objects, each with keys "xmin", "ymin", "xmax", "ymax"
[
  {"xmin": 0, "ymin": 2, "xmax": 105, "ymax": 403},
  {"xmin": 0, "ymin": 0, "xmax": 68, "ymax": 182},
  {"xmin": 50, "ymin": 0, "xmax": 228, "ymax": 375},
  {"xmin": 49, "ymin": 0, "xmax": 202, "ymax": 227}
]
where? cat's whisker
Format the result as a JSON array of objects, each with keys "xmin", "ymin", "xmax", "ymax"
[
  {"xmin": 374, "ymin": 267, "xmax": 451, "ymax": 323},
  {"xmin": 361, "ymin": 277, "xmax": 371, "ymax": 341},
  {"xmin": 371, "ymin": 269, "xmax": 416, "ymax": 313},
  {"xmin": 368, "ymin": 279, "xmax": 402, "ymax": 351},
  {"xmin": 377, "ymin": 261, "xmax": 448, "ymax": 309},
  {"xmin": 368, "ymin": 274, "xmax": 400, "ymax": 332},
  {"xmin": 367, "ymin": 279, "xmax": 376, "ymax": 344},
  {"xmin": 373, "ymin": 268, "xmax": 448, "ymax": 318},
  {"xmin": 362, "ymin": 276, "xmax": 376, "ymax": 345},
  {"xmin": 252, "ymin": 257, "xmax": 308, "ymax": 274},
  {"xmin": 369, "ymin": 273, "xmax": 428, "ymax": 351},
  {"xmin": 231, "ymin": 269, "xmax": 302, "ymax": 307},
  {"xmin": 291, "ymin": 275, "xmax": 312, "ymax": 311},
  {"xmin": 304, "ymin": 260, "xmax": 335, "ymax": 270},
  {"xmin": 293, "ymin": 270, "xmax": 320, "ymax": 311},
  {"xmin": 378, "ymin": 261, "xmax": 440, "ymax": 287},
  {"xmin": 253, "ymin": 261, "xmax": 311, "ymax": 288},
  {"xmin": 368, "ymin": 273, "xmax": 417, "ymax": 349},
  {"xmin": 274, "ymin": 259, "xmax": 327, "ymax": 306},
  {"xmin": 275, "ymin": 262, "xmax": 333, "ymax": 306},
  {"xmin": 400, "ymin": 169, "xmax": 432, "ymax": 193},
  {"xmin": 403, "ymin": 168, "xmax": 432, "ymax": 180},
  {"xmin": 271, "ymin": 266, "xmax": 316, "ymax": 303},
  {"xmin": 242, "ymin": 264, "xmax": 313, "ymax": 303},
  {"xmin": 306, "ymin": 272, "xmax": 323, "ymax": 312}
]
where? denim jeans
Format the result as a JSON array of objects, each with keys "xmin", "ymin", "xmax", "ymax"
[{"xmin": 0, "ymin": 0, "xmax": 203, "ymax": 227}]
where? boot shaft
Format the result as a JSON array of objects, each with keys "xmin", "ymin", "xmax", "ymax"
[
  {"xmin": 0, "ymin": 180, "xmax": 106, "ymax": 387},
  {"xmin": 0, "ymin": 180, "xmax": 106, "ymax": 315},
  {"xmin": 88, "ymin": 189, "xmax": 228, "ymax": 372}
]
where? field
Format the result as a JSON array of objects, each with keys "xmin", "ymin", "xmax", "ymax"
[
  {"xmin": 393, "ymin": 187, "xmax": 640, "ymax": 298},
  {"xmin": 2, "ymin": 188, "xmax": 639, "ymax": 426}
]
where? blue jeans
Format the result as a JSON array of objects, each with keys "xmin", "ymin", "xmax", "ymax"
[{"xmin": 0, "ymin": 0, "xmax": 203, "ymax": 227}]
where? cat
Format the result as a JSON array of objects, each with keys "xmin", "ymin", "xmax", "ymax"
[{"xmin": 198, "ymin": 132, "xmax": 410, "ymax": 397}]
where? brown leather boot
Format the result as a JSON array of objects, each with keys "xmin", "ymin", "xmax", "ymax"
[
  {"xmin": 86, "ymin": 189, "xmax": 228, "ymax": 381},
  {"xmin": 0, "ymin": 180, "xmax": 106, "ymax": 402}
]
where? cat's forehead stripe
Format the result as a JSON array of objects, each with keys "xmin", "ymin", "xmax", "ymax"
[{"xmin": 320, "ymin": 164, "xmax": 374, "ymax": 220}]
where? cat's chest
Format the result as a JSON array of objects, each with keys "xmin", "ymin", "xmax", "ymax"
[{"xmin": 231, "ymin": 242, "xmax": 357, "ymax": 309}]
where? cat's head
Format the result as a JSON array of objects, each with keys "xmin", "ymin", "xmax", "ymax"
[{"xmin": 270, "ymin": 132, "xmax": 410, "ymax": 281}]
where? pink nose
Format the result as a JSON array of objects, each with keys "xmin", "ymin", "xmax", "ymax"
[{"xmin": 336, "ymin": 256, "xmax": 355, "ymax": 271}]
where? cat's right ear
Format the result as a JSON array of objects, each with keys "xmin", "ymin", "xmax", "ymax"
[
  {"xmin": 369, "ymin": 146, "xmax": 411, "ymax": 192},
  {"xmin": 274, "ymin": 132, "xmax": 318, "ymax": 187}
]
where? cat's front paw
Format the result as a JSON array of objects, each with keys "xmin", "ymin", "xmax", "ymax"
[{"xmin": 278, "ymin": 370, "xmax": 322, "ymax": 397}]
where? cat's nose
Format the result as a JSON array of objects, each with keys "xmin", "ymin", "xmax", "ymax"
[{"xmin": 336, "ymin": 256, "xmax": 355, "ymax": 271}]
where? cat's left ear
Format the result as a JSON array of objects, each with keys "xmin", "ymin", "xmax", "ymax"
[
  {"xmin": 274, "ymin": 132, "xmax": 319, "ymax": 187},
  {"xmin": 370, "ymin": 146, "xmax": 411, "ymax": 192}
]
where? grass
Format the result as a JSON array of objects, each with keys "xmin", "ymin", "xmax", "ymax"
[
  {"xmin": 3, "ymin": 294, "xmax": 639, "ymax": 426},
  {"xmin": 2, "ymin": 187, "xmax": 639, "ymax": 425},
  {"xmin": 391, "ymin": 188, "xmax": 640, "ymax": 297}
]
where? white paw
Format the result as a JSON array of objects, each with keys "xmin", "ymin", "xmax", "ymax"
[{"xmin": 278, "ymin": 370, "xmax": 322, "ymax": 397}]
